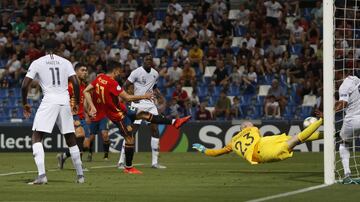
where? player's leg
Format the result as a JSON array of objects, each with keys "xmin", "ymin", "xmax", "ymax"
[
  {"xmin": 57, "ymin": 116, "xmax": 86, "ymax": 169},
  {"xmin": 57, "ymin": 105, "xmax": 84, "ymax": 183},
  {"xmin": 85, "ymin": 121, "xmax": 99, "ymax": 162},
  {"xmin": 136, "ymin": 111, "xmax": 190, "ymax": 129},
  {"xmin": 338, "ymin": 119, "xmax": 354, "ymax": 179},
  {"xmin": 150, "ymin": 123, "xmax": 166, "ymax": 169},
  {"xmin": 287, "ymin": 118, "xmax": 323, "ymax": 150},
  {"xmin": 29, "ymin": 103, "xmax": 59, "ymax": 185},
  {"xmin": 99, "ymin": 118, "xmax": 110, "ymax": 160},
  {"xmin": 118, "ymin": 123, "xmax": 140, "ymax": 169},
  {"xmin": 114, "ymin": 119, "xmax": 142, "ymax": 174}
]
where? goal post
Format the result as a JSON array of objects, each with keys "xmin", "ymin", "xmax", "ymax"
[{"xmin": 323, "ymin": 0, "xmax": 335, "ymax": 185}]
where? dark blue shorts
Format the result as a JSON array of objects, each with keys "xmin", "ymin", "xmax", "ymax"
[
  {"xmin": 123, "ymin": 104, "xmax": 137, "ymax": 125},
  {"xmin": 90, "ymin": 117, "xmax": 109, "ymax": 136},
  {"xmin": 73, "ymin": 115, "xmax": 90, "ymax": 137}
]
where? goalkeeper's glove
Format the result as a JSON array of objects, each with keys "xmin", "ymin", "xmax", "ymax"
[{"xmin": 192, "ymin": 143, "xmax": 206, "ymax": 153}]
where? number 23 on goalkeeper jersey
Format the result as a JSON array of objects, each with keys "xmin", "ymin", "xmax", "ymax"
[{"xmin": 231, "ymin": 127, "xmax": 261, "ymax": 164}]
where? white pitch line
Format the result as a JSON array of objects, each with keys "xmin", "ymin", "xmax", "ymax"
[
  {"xmin": 0, "ymin": 163, "xmax": 145, "ymax": 177},
  {"xmin": 246, "ymin": 184, "xmax": 332, "ymax": 202}
]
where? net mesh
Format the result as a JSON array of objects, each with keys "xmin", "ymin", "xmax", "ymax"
[{"xmin": 334, "ymin": 0, "xmax": 360, "ymax": 181}]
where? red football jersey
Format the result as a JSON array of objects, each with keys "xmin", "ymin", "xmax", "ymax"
[
  {"xmin": 68, "ymin": 81, "xmax": 86, "ymax": 119},
  {"xmin": 91, "ymin": 74, "xmax": 125, "ymax": 122}
]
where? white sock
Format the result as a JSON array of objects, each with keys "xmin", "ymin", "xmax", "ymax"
[
  {"xmin": 118, "ymin": 141, "xmax": 125, "ymax": 165},
  {"xmin": 69, "ymin": 145, "xmax": 83, "ymax": 176},
  {"xmin": 339, "ymin": 143, "xmax": 351, "ymax": 176},
  {"xmin": 32, "ymin": 142, "xmax": 45, "ymax": 176},
  {"xmin": 151, "ymin": 137, "xmax": 159, "ymax": 165}
]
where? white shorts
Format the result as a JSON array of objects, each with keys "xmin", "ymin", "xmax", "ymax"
[
  {"xmin": 340, "ymin": 117, "xmax": 360, "ymax": 141},
  {"xmin": 131, "ymin": 102, "xmax": 158, "ymax": 124},
  {"xmin": 32, "ymin": 102, "xmax": 75, "ymax": 134}
]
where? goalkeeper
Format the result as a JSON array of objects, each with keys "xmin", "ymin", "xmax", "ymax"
[{"xmin": 193, "ymin": 118, "xmax": 323, "ymax": 164}]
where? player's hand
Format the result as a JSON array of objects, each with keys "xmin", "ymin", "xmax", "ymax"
[
  {"xmin": 23, "ymin": 104, "xmax": 31, "ymax": 119},
  {"xmin": 72, "ymin": 104, "xmax": 79, "ymax": 115},
  {"xmin": 315, "ymin": 109, "xmax": 323, "ymax": 118},
  {"xmin": 144, "ymin": 92, "xmax": 155, "ymax": 100},
  {"xmin": 192, "ymin": 143, "xmax": 206, "ymax": 153},
  {"xmin": 89, "ymin": 106, "xmax": 97, "ymax": 117}
]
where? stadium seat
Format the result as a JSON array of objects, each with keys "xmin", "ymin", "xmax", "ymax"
[
  {"xmin": 227, "ymin": 96, "xmax": 234, "ymax": 105},
  {"xmin": 355, "ymin": 29, "xmax": 360, "ymax": 39},
  {"xmin": 204, "ymin": 66, "xmax": 216, "ymax": 77},
  {"xmin": 228, "ymin": 9, "xmax": 240, "ymax": 20},
  {"xmin": 156, "ymin": 39, "xmax": 169, "ymax": 49},
  {"xmin": 133, "ymin": 29, "xmax": 144, "ymax": 39},
  {"xmin": 234, "ymin": 26, "xmax": 247, "ymax": 37},
  {"xmin": 231, "ymin": 47, "xmax": 240, "ymax": 56},
  {"xmin": 290, "ymin": 43, "xmax": 303, "ymax": 56},
  {"xmin": 153, "ymin": 58, "xmax": 161, "ymax": 68},
  {"xmin": 231, "ymin": 37, "xmax": 243, "ymax": 47},
  {"xmin": 302, "ymin": 95, "xmax": 317, "ymax": 107},
  {"xmin": 182, "ymin": 87, "xmax": 193, "ymax": 96},
  {"xmin": 258, "ymin": 85, "xmax": 271, "ymax": 96},
  {"xmin": 128, "ymin": 38, "xmax": 139, "ymax": 50},
  {"xmin": 300, "ymin": 106, "xmax": 314, "ymax": 119},
  {"xmin": 0, "ymin": 88, "xmax": 8, "ymax": 98}
]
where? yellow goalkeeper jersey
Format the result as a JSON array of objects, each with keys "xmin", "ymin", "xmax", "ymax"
[{"xmin": 231, "ymin": 127, "xmax": 261, "ymax": 164}]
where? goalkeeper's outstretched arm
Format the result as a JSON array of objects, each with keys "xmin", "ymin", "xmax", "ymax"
[{"xmin": 193, "ymin": 143, "xmax": 233, "ymax": 157}]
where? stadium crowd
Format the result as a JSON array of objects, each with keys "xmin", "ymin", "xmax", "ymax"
[{"xmin": 0, "ymin": 0, "xmax": 324, "ymax": 122}]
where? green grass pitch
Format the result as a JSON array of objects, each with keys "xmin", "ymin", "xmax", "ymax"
[{"xmin": 0, "ymin": 152, "xmax": 359, "ymax": 202}]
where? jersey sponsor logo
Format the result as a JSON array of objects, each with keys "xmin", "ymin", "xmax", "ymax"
[{"xmin": 98, "ymin": 77, "xmax": 108, "ymax": 84}]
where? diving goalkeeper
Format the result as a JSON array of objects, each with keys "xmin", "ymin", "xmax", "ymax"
[{"xmin": 193, "ymin": 118, "xmax": 323, "ymax": 164}]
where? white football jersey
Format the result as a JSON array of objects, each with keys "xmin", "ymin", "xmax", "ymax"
[
  {"xmin": 25, "ymin": 54, "xmax": 76, "ymax": 105},
  {"xmin": 127, "ymin": 66, "xmax": 158, "ymax": 105},
  {"xmin": 339, "ymin": 76, "xmax": 360, "ymax": 118}
]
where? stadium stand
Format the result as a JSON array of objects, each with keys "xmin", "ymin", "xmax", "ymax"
[{"xmin": 0, "ymin": 0, "xmax": 323, "ymax": 122}]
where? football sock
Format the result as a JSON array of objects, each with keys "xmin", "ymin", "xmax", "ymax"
[
  {"xmin": 304, "ymin": 132, "xmax": 323, "ymax": 142},
  {"xmin": 124, "ymin": 144, "xmax": 135, "ymax": 168},
  {"xmin": 76, "ymin": 137, "xmax": 84, "ymax": 152},
  {"xmin": 32, "ymin": 142, "xmax": 46, "ymax": 176},
  {"xmin": 151, "ymin": 137, "xmax": 159, "ymax": 165},
  {"xmin": 118, "ymin": 141, "xmax": 125, "ymax": 164},
  {"xmin": 298, "ymin": 118, "xmax": 323, "ymax": 142},
  {"xmin": 69, "ymin": 145, "xmax": 83, "ymax": 176},
  {"xmin": 103, "ymin": 140, "xmax": 110, "ymax": 158},
  {"xmin": 148, "ymin": 114, "xmax": 172, "ymax": 125},
  {"xmin": 339, "ymin": 143, "xmax": 351, "ymax": 176}
]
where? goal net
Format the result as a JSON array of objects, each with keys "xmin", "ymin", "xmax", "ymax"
[{"xmin": 332, "ymin": 0, "xmax": 360, "ymax": 183}]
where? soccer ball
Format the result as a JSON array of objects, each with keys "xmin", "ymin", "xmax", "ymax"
[{"xmin": 303, "ymin": 117, "xmax": 318, "ymax": 128}]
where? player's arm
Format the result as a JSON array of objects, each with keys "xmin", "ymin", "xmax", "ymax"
[
  {"xmin": 83, "ymin": 83, "xmax": 96, "ymax": 117},
  {"xmin": 334, "ymin": 100, "xmax": 347, "ymax": 112},
  {"xmin": 69, "ymin": 75, "xmax": 80, "ymax": 113},
  {"xmin": 192, "ymin": 143, "xmax": 233, "ymax": 157},
  {"xmin": 123, "ymin": 80, "xmax": 133, "ymax": 91},
  {"xmin": 119, "ymin": 90, "xmax": 153, "ymax": 102},
  {"xmin": 21, "ymin": 77, "xmax": 33, "ymax": 118}
]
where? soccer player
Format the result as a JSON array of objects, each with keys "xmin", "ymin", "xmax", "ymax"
[
  {"xmin": 57, "ymin": 63, "xmax": 89, "ymax": 169},
  {"xmin": 21, "ymin": 39, "xmax": 84, "ymax": 184},
  {"xmin": 335, "ymin": 71, "xmax": 360, "ymax": 184},
  {"xmin": 83, "ymin": 61, "xmax": 191, "ymax": 174},
  {"xmin": 193, "ymin": 118, "xmax": 323, "ymax": 164},
  {"xmin": 118, "ymin": 54, "xmax": 166, "ymax": 169}
]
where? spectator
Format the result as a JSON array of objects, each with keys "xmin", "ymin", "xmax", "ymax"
[
  {"xmin": 181, "ymin": 4, "xmax": 194, "ymax": 30},
  {"xmin": 93, "ymin": 4, "xmax": 105, "ymax": 31},
  {"xmin": 172, "ymin": 83, "xmax": 189, "ymax": 107},
  {"xmin": 243, "ymin": 66, "xmax": 258, "ymax": 95},
  {"xmin": 214, "ymin": 90, "xmax": 231, "ymax": 120},
  {"xmin": 196, "ymin": 102, "xmax": 212, "ymax": 120},
  {"xmin": 290, "ymin": 19, "xmax": 305, "ymax": 44},
  {"xmin": 173, "ymin": 45, "xmax": 188, "ymax": 62},
  {"xmin": 236, "ymin": 4, "xmax": 250, "ymax": 26},
  {"xmin": 212, "ymin": 60, "xmax": 229, "ymax": 87},
  {"xmin": 230, "ymin": 96, "xmax": 241, "ymax": 119},
  {"xmin": 266, "ymin": 38, "xmax": 284, "ymax": 57},
  {"xmin": 266, "ymin": 79, "xmax": 287, "ymax": 114},
  {"xmin": 264, "ymin": 95, "xmax": 281, "ymax": 118},
  {"xmin": 166, "ymin": 32, "xmax": 182, "ymax": 56},
  {"xmin": 181, "ymin": 59, "xmax": 196, "ymax": 87},
  {"xmin": 167, "ymin": 97, "xmax": 181, "ymax": 119},
  {"xmin": 241, "ymin": 33, "xmax": 256, "ymax": 50},
  {"xmin": 167, "ymin": 0, "xmax": 183, "ymax": 16},
  {"xmin": 189, "ymin": 90, "xmax": 200, "ymax": 107},
  {"xmin": 206, "ymin": 42, "xmax": 220, "ymax": 66},
  {"xmin": 264, "ymin": 0, "xmax": 282, "ymax": 27},
  {"xmin": 137, "ymin": 35, "xmax": 152, "ymax": 56},
  {"xmin": 145, "ymin": 17, "xmax": 161, "ymax": 39},
  {"xmin": 188, "ymin": 43, "xmax": 204, "ymax": 72},
  {"xmin": 164, "ymin": 59, "xmax": 182, "ymax": 87},
  {"xmin": 198, "ymin": 23, "xmax": 213, "ymax": 48}
]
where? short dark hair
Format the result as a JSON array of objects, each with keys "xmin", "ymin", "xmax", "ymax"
[
  {"xmin": 75, "ymin": 63, "xmax": 86, "ymax": 70},
  {"xmin": 107, "ymin": 61, "xmax": 121, "ymax": 72},
  {"xmin": 43, "ymin": 38, "xmax": 59, "ymax": 52}
]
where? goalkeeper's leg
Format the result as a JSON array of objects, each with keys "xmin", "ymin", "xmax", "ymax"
[{"xmin": 287, "ymin": 118, "xmax": 323, "ymax": 149}]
